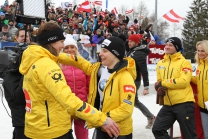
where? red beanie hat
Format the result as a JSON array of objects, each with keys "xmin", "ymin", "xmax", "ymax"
[{"xmin": 128, "ymin": 34, "xmax": 142, "ymax": 44}]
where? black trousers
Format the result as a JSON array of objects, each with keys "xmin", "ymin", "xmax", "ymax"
[
  {"xmin": 152, "ymin": 102, "xmax": 197, "ymax": 139},
  {"xmin": 92, "ymin": 128, "xmax": 132, "ymax": 139},
  {"xmin": 26, "ymin": 130, "xmax": 74, "ymax": 139},
  {"xmin": 13, "ymin": 126, "xmax": 26, "ymax": 139}
]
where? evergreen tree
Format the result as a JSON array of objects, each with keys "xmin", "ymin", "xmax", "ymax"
[{"xmin": 182, "ymin": 0, "xmax": 208, "ymax": 59}]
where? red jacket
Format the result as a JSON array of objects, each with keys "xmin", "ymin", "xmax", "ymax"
[{"xmin": 62, "ymin": 65, "xmax": 89, "ymax": 102}]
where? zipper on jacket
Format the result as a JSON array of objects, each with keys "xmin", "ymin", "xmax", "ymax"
[
  {"xmin": 72, "ymin": 68, "xmax": 75, "ymax": 93},
  {"xmin": 163, "ymin": 68, "xmax": 166, "ymax": 79},
  {"xmin": 109, "ymin": 79, "xmax": 114, "ymax": 96},
  {"xmin": 166, "ymin": 56, "xmax": 172, "ymax": 105},
  {"xmin": 45, "ymin": 100, "xmax": 50, "ymax": 127},
  {"xmin": 170, "ymin": 68, "xmax": 174, "ymax": 78},
  {"xmin": 100, "ymin": 79, "xmax": 114, "ymax": 111}
]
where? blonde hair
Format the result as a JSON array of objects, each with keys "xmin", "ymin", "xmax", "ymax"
[
  {"xmin": 195, "ymin": 40, "xmax": 208, "ymax": 64},
  {"xmin": 63, "ymin": 44, "xmax": 80, "ymax": 56}
]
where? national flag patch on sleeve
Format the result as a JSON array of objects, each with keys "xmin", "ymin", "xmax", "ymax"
[{"xmin": 123, "ymin": 85, "xmax": 135, "ymax": 94}]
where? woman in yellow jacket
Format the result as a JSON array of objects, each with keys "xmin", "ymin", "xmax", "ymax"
[
  {"xmin": 19, "ymin": 22, "xmax": 119, "ymax": 139},
  {"xmin": 58, "ymin": 36, "xmax": 137, "ymax": 139},
  {"xmin": 191, "ymin": 40, "xmax": 208, "ymax": 139}
]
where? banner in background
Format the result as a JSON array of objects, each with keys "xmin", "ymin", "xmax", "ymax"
[
  {"xmin": 148, "ymin": 45, "xmax": 165, "ymax": 64},
  {"xmin": 61, "ymin": 2, "xmax": 72, "ymax": 10}
]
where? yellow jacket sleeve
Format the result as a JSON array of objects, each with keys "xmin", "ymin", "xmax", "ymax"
[{"xmin": 39, "ymin": 61, "xmax": 106, "ymax": 127}]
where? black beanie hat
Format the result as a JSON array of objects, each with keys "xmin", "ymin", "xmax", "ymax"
[
  {"xmin": 101, "ymin": 36, "xmax": 125, "ymax": 60},
  {"xmin": 166, "ymin": 37, "xmax": 182, "ymax": 52},
  {"xmin": 118, "ymin": 34, "xmax": 126, "ymax": 42}
]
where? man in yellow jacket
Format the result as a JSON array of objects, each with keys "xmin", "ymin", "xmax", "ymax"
[{"xmin": 152, "ymin": 37, "xmax": 197, "ymax": 139}]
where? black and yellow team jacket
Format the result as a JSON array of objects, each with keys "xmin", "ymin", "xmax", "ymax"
[{"xmin": 156, "ymin": 52, "xmax": 195, "ymax": 106}]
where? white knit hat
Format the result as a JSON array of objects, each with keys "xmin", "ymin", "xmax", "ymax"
[{"xmin": 64, "ymin": 34, "xmax": 78, "ymax": 48}]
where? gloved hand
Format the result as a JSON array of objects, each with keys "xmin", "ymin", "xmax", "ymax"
[
  {"xmin": 154, "ymin": 81, "xmax": 162, "ymax": 91},
  {"xmin": 157, "ymin": 86, "xmax": 166, "ymax": 97}
]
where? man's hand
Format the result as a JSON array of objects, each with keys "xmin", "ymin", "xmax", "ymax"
[
  {"xmin": 154, "ymin": 81, "xmax": 161, "ymax": 91},
  {"xmin": 157, "ymin": 86, "xmax": 166, "ymax": 97},
  {"xmin": 101, "ymin": 117, "xmax": 120, "ymax": 138},
  {"xmin": 143, "ymin": 89, "xmax": 149, "ymax": 95}
]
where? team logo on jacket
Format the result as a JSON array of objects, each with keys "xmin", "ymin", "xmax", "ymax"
[
  {"xmin": 51, "ymin": 73, "xmax": 63, "ymax": 83},
  {"xmin": 182, "ymin": 68, "xmax": 192, "ymax": 74},
  {"xmin": 127, "ymin": 94, "xmax": 132, "ymax": 100},
  {"xmin": 23, "ymin": 89, "xmax": 32, "ymax": 113},
  {"xmin": 123, "ymin": 85, "xmax": 135, "ymax": 94},
  {"xmin": 196, "ymin": 70, "xmax": 200, "ymax": 75}
]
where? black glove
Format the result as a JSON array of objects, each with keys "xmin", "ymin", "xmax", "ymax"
[
  {"xmin": 154, "ymin": 81, "xmax": 161, "ymax": 91},
  {"xmin": 157, "ymin": 86, "xmax": 166, "ymax": 97}
]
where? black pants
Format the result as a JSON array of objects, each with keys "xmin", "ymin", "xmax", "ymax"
[
  {"xmin": 152, "ymin": 102, "xmax": 197, "ymax": 139},
  {"xmin": 92, "ymin": 128, "xmax": 132, "ymax": 139},
  {"xmin": 26, "ymin": 130, "xmax": 74, "ymax": 139},
  {"xmin": 13, "ymin": 126, "xmax": 26, "ymax": 139}
]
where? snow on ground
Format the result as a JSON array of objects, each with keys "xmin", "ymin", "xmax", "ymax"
[{"xmin": 0, "ymin": 84, "xmax": 181, "ymax": 139}]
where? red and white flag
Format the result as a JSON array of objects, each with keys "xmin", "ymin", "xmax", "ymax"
[
  {"xmin": 92, "ymin": 1, "xmax": 102, "ymax": 7},
  {"xmin": 99, "ymin": 11, "xmax": 106, "ymax": 17},
  {"xmin": 125, "ymin": 9, "xmax": 133, "ymax": 15},
  {"xmin": 111, "ymin": 7, "xmax": 118, "ymax": 15},
  {"xmin": 163, "ymin": 9, "xmax": 184, "ymax": 23},
  {"xmin": 77, "ymin": 1, "xmax": 92, "ymax": 13}
]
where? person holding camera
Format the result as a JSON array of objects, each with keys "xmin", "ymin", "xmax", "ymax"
[
  {"xmin": 19, "ymin": 21, "xmax": 119, "ymax": 139},
  {"xmin": 2, "ymin": 28, "xmax": 31, "ymax": 139},
  {"xmin": 152, "ymin": 37, "xmax": 197, "ymax": 139}
]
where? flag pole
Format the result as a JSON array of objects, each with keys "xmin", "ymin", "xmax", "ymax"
[
  {"xmin": 153, "ymin": 0, "xmax": 158, "ymax": 35},
  {"xmin": 153, "ymin": 16, "xmax": 162, "ymax": 25}
]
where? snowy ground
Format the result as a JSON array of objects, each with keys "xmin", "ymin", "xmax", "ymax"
[{"xmin": 0, "ymin": 83, "xmax": 181, "ymax": 139}]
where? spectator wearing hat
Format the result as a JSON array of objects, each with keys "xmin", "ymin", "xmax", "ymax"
[
  {"xmin": 58, "ymin": 36, "xmax": 137, "ymax": 139},
  {"xmin": 92, "ymin": 29, "xmax": 105, "ymax": 44},
  {"xmin": 77, "ymin": 23, "xmax": 85, "ymax": 34},
  {"xmin": 0, "ymin": 24, "xmax": 13, "ymax": 41},
  {"xmin": 61, "ymin": 19, "xmax": 68, "ymax": 30},
  {"xmin": 62, "ymin": 35, "xmax": 89, "ymax": 139},
  {"xmin": 111, "ymin": 26, "xmax": 119, "ymax": 37},
  {"xmin": 0, "ymin": 12, "xmax": 8, "ymax": 32},
  {"xmin": 8, "ymin": 19, "xmax": 18, "ymax": 38},
  {"xmin": 126, "ymin": 34, "xmax": 156, "ymax": 129},
  {"xmin": 152, "ymin": 37, "xmax": 197, "ymax": 139}
]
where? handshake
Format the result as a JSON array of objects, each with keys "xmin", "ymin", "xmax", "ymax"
[{"xmin": 154, "ymin": 81, "xmax": 166, "ymax": 97}]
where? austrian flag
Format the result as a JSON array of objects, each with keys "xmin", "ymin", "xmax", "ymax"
[
  {"xmin": 125, "ymin": 9, "xmax": 133, "ymax": 15},
  {"xmin": 163, "ymin": 9, "xmax": 184, "ymax": 23},
  {"xmin": 111, "ymin": 7, "xmax": 118, "ymax": 15},
  {"xmin": 92, "ymin": 1, "xmax": 102, "ymax": 6},
  {"xmin": 77, "ymin": 1, "xmax": 91, "ymax": 13}
]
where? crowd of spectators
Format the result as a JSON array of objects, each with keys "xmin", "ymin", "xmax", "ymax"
[{"xmin": 0, "ymin": 0, "xmax": 161, "ymax": 48}]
